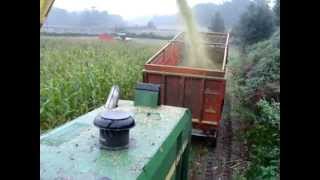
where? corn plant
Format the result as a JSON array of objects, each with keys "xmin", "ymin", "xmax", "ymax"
[{"xmin": 40, "ymin": 37, "xmax": 164, "ymax": 132}]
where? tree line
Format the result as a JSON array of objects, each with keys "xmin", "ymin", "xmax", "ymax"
[
  {"xmin": 228, "ymin": 0, "xmax": 280, "ymax": 179},
  {"xmin": 44, "ymin": 7, "xmax": 126, "ymax": 28}
]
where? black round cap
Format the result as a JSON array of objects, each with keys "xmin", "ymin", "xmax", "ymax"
[{"xmin": 94, "ymin": 110, "xmax": 135, "ymax": 130}]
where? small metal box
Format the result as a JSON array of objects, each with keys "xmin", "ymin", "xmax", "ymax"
[{"xmin": 134, "ymin": 83, "xmax": 160, "ymax": 108}]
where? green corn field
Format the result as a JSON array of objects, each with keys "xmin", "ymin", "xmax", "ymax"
[{"xmin": 40, "ymin": 37, "xmax": 165, "ymax": 133}]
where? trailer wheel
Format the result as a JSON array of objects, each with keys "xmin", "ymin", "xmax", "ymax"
[
  {"xmin": 207, "ymin": 129, "xmax": 217, "ymax": 147},
  {"xmin": 211, "ymin": 138, "xmax": 217, "ymax": 148},
  {"xmin": 213, "ymin": 129, "xmax": 220, "ymax": 147}
]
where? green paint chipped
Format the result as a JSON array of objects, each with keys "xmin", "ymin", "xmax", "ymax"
[
  {"xmin": 40, "ymin": 100, "xmax": 192, "ymax": 180},
  {"xmin": 41, "ymin": 123, "xmax": 89, "ymax": 146}
]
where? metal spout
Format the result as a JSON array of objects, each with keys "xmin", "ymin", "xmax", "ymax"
[{"xmin": 105, "ymin": 85, "xmax": 120, "ymax": 110}]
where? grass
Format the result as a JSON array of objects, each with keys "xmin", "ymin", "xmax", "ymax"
[
  {"xmin": 188, "ymin": 137, "xmax": 212, "ymax": 179},
  {"xmin": 40, "ymin": 36, "xmax": 165, "ymax": 132},
  {"xmin": 228, "ymin": 31, "xmax": 280, "ymax": 179}
]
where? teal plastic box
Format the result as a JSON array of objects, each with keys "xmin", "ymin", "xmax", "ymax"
[{"xmin": 134, "ymin": 83, "xmax": 160, "ymax": 108}]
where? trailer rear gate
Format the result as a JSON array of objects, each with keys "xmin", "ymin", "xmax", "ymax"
[{"xmin": 143, "ymin": 32, "xmax": 229, "ymax": 136}]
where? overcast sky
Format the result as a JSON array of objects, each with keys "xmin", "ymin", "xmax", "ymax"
[
  {"xmin": 53, "ymin": 0, "xmax": 275, "ymax": 20},
  {"xmin": 53, "ymin": 0, "xmax": 227, "ymax": 20}
]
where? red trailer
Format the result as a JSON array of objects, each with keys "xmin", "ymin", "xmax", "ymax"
[
  {"xmin": 142, "ymin": 32, "xmax": 229, "ymax": 137},
  {"xmin": 98, "ymin": 33, "xmax": 113, "ymax": 41}
]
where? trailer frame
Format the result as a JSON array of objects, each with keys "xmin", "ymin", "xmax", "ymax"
[{"xmin": 143, "ymin": 32, "xmax": 230, "ymax": 137}]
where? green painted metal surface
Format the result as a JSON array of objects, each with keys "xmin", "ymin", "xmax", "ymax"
[
  {"xmin": 40, "ymin": 100, "xmax": 191, "ymax": 180},
  {"xmin": 134, "ymin": 90, "xmax": 159, "ymax": 108}
]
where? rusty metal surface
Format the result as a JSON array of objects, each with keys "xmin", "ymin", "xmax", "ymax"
[
  {"xmin": 144, "ymin": 64, "xmax": 226, "ymax": 77},
  {"xmin": 144, "ymin": 73, "xmax": 226, "ymax": 134},
  {"xmin": 143, "ymin": 32, "xmax": 229, "ymax": 135}
]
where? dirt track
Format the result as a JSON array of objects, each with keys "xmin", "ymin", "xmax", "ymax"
[{"xmin": 188, "ymin": 94, "xmax": 248, "ymax": 180}]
